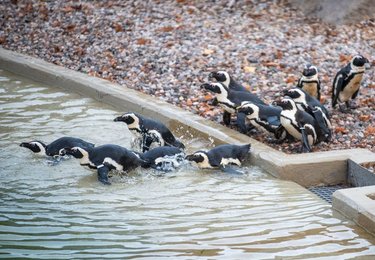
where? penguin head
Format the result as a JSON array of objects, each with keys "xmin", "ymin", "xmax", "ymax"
[
  {"xmin": 201, "ymin": 82, "xmax": 228, "ymax": 95},
  {"xmin": 302, "ymin": 64, "xmax": 318, "ymax": 77},
  {"xmin": 20, "ymin": 141, "xmax": 47, "ymax": 155},
  {"xmin": 283, "ymin": 88, "xmax": 304, "ymax": 99},
  {"xmin": 185, "ymin": 151, "xmax": 208, "ymax": 164},
  {"xmin": 237, "ymin": 102, "xmax": 258, "ymax": 116},
  {"xmin": 114, "ymin": 112, "xmax": 141, "ymax": 129},
  {"xmin": 208, "ymin": 71, "xmax": 230, "ymax": 87},
  {"xmin": 273, "ymin": 98, "xmax": 295, "ymax": 110},
  {"xmin": 351, "ymin": 55, "xmax": 369, "ymax": 67},
  {"xmin": 59, "ymin": 146, "xmax": 86, "ymax": 158}
]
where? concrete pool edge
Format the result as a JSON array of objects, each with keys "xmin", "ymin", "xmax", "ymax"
[{"xmin": 0, "ymin": 47, "xmax": 374, "ymax": 188}]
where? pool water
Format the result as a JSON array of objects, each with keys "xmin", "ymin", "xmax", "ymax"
[{"xmin": 0, "ymin": 70, "xmax": 374, "ymax": 259}]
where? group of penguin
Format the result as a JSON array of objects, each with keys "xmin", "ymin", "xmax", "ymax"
[
  {"xmin": 20, "ymin": 54, "xmax": 369, "ymax": 184},
  {"xmin": 20, "ymin": 113, "xmax": 251, "ymax": 185},
  {"xmin": 203, "ymin": 54, "xmax": 369, "ymax": 153}
]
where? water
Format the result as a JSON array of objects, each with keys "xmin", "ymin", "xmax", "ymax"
[{"xmin": 0, "ymin": 69, "xmax": 374, "ymax": 259}]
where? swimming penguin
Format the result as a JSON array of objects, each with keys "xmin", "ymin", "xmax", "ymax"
[
  {"xmin": 332, "ymin": 54, "xmax": 369, "ymax": 112},
  {"xmin": 113, "ymin": 113, "xmax": 185, "ymax": 152},
  {"xmin": 201, "ymin": 82, "xmax": 265, "ymax": 133},
  {"xmin": 274, "ymin": 98, "xmax": 326, "ymax": 153},
  {"xmin": 20, "ymin": 137, "xmax": 95, "ymax": 157},
  {"xmin": 60, "ymin": 144, "xmax": 143, "ymax": 185},
  {"xmin": 237, "ymin": 101, "xmax": 287, "ymax": 141},
  {"xmin": 208, "ymin": 70, "xmax": 248, "ymax": 92},
  {"xmin": 297, "ymin": 64, "xmax": 321, "ymax": 100},
  {"xmin": 185, "ymin": 144, "xmax": 251, "ymax": 173},
  {"xmin": 283, "ymin": 88, "xmax": 332, "ymax": 142},
  {"xmin": 140, "ymin": 146, "xmax": 185, "ymax": 171}
]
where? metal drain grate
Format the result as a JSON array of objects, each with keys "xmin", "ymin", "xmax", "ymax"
[{"xmin": 308, "ymin": 185, "xmax": 348, "ymax": 204}]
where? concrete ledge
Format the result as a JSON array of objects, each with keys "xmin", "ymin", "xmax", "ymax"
[
  {"xmin": 1, "ymin": 48, "xmax": 374, "ymax": 187},
  {"xmin": 333, "ymin": 186, "xmax": 375, "ymax": 235}
]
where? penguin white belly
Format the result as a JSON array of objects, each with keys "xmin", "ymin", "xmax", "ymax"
[
  {"xmin": 196, "ymin": 160, "xmax": 214, "ymax": 169},
  {"xmin": 305, "ymin": 124, "xmax": 317, "ymax": 146},
  {"xmin": 220, "ymin": 158, "xmax": 241, "ymax": 167},
  {"xmin": 103, "ymin": 157, "xmax": 124, "ymax": 171},
  {"xmin": 302, "ymin": 82, "xmax": 318, "ymax": 98},
  {"xmin": 339, "ymin": 74, "xmax": 363, "ymax": 102},
  {"xmin": 280, "ymin": 114, "xmax": 301, "ymax": 140},
  {"xmin": 148, "ymin": 130, "xmax": 164, "ymax": 146}
]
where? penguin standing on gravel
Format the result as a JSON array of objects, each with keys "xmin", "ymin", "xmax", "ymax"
[
  {"xmin": 297, "ymin": 64, "xmax": 321, "ymax": 100},
  {"xmin": 114, "ymin": 112, "xmax": 185, "ymax": 152},
  {"xmin": 186, "ymin": 143, "xmax": 251, "ymax": 173},
  {"xmin": 274, "ymin": 98, "xmax": 325, "ymax": 153},
  {"xmin": 332, "ymin": 54, "xmax": 369, "ymax": 112},
  {"xmin": 140, "ymin": 146, "xmax": 185, "ymax": 172},
  {"xmin": 237, "ymin": 101, "xmax": 287, "ymax": 141},
  {"xmin": 20, "ymin": 137, "xmax": 95, "ymax": 157},
  {"xmin": 201, "ymin": 82, "xmax": 265, "ymax": 133},
  {"xmin": 60, "ymin": 144, "xmax": 143, "ymax": 185},
  {"xmin": 283, "ymin": 88, "xmax": 332, "ymax": 142},
  {"xmin": 209, "ymin": 70, "xmax": 248, "ymax": 92}
]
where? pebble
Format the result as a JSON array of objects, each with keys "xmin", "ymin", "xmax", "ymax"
[{"xmin": 0, "ymin": 0, "xmax": 373, "ymax": 153}]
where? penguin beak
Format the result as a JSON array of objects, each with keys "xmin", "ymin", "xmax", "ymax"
[
  {"xmin": 20, "ymin": 142, "xmax": 27, "ymax": 147},
  {"xmin": 113, "ymin": 116, "xmax": 122, "ymax": 122},
  {"xmin": 185, "ymin": 154, "xmax": 194, "ymax": 161},
  {"xmin": 200, "ymin": 83, "xmax": 211, "ymax": 89},
  {"xmin": 208, "ymin": 72, "xmax": 216, "ymax": 79}
]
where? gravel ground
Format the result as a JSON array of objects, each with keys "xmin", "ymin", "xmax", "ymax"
[{"xmin": 0, "ymin": 0, "xmax": 374, "ymax": 153}]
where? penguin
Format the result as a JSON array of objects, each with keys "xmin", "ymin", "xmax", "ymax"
[
  {"xmin": 332, "ymin": 54, "xmax": 369, "ymax": 112},
  {"xmin": 20, "ymin": 137, "xmax": 95, "ymax": 157},
  {"xmin": 113, "ymin": 112, "xmax": 185, "ymax": 152},
  {"xmin": 208, "ymin": 70, "xmax": 248, "ymax": 92},
  {"xmin": 297, "ymin": 64, "xmax": 321, "ymax": 100},
  {"xmin": 201, "ymin": 82, "xmax": 265, "ymax": 133},
  {"xmin": 185, "ymin": 143, "xmax": 251, "ymax": 173},
  {"xmin": 140, "ymin": 146, "xmax": 185, "ymax": 171},
  {"xmin": 237, "ymin": 101, "xmax": 287, "ymax": 141},
  {"xmin": 60, "ymin": 144, "xmax": 143, "ymax": 185},
  {"xmin": 274, "ymin": 98, "xmax": 326, "ymax": 153},
  {"xmin": 283, "ymin": 88, "xmax": 332, "ymax": 142}
]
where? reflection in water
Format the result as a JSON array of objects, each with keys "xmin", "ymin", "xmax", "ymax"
[{"xmin": 0, "ymin": 70, "xmax": 374, "ymax": 258}]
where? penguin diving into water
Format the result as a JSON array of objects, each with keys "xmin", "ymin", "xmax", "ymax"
[
  {"xmin": 332, "ymin": 54, "xmax": 369, "ymax": 112},
  {"xmin": 186, "ymin": 143, "xmax": 251, "ymax": 174},
  {"xmin": 297, "ymin": 64, "xmax": 321, "ymax": 100},
  {"xmin": 201, "ymin": 82, "xmax": 265, "ymax": 133},
  {"xmin": 20, "ymin": 136, "xmax": 95, "ymax": 158},
  {"xmin": 274, "ymin": 98, "xmax": 329, "ymax": 153},
  {"xmin": 60, "ymin": 144, "xmax": 143, "ymax": 185},
  {"xmin": 140, "ymin": 146, "xmax": 186, "ymax": 172},
  {"xmin": 114, "ymin": 112, "xmax": 185, "ymax": 152}
]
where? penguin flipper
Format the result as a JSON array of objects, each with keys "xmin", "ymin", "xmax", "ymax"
[
  {"xmin": 312, "ymin": 108, "xmax": 332, "ymax": 142},
  {"xmin": 97, "ymin": 165, "xmax": 111, "ymax": 185},
  {"xmin": 332, "ymin": 75, "xmax": 344, "ymax": 108},
  {"xmin": 236, "ymin": 112, "xmax": 248, "ymax": 133},
  {"xmin": 219, "ymin": 165, "xmax": 244, "ymax": 175},
  {"xmin": 300, "ymin": 127, "xmax": 312, "ymax": 153}
]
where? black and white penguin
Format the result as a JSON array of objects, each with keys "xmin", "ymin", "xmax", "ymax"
[
  {"xmin": 20, "ymin": 137, "xmax": 95, "ymax": 157},
  {"xmin": 201, "ymin": 82, "xmax": 265, "ymax": 133},
  {"xmin": 208, "ymin": 70, "xmax": 248, "ymax": 92},
  {"xmin": 332, "ymin": 54, "xmax": 369, "ymax": 111},
  {"xmin": 283, "ymin": 88, "xmax": 332, "ymax": 142},
  {"xmin": 60, "ymin": 144, "xmax": 143, "ymax": 185},
  {"xmin": 237, "ymin": 101, "xmax": 287, "ymax": 141},
  {"xmin": 297, "ymin": 64, "xmax": 321, "ymax": 100},
  {"xmin": 274, "ymin": 98, "xmax": 325, "ymax": 152},
  {"xmin": 113, "ymin": 113, "xmax": 185, "ymax": 152},
  {"xmin": 185, "ymin": 144, "xmax": 251, "ymax": 173},
  {"xmin": 140, "ymin": 146, "xmax": 185, "ymax": 171}
]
